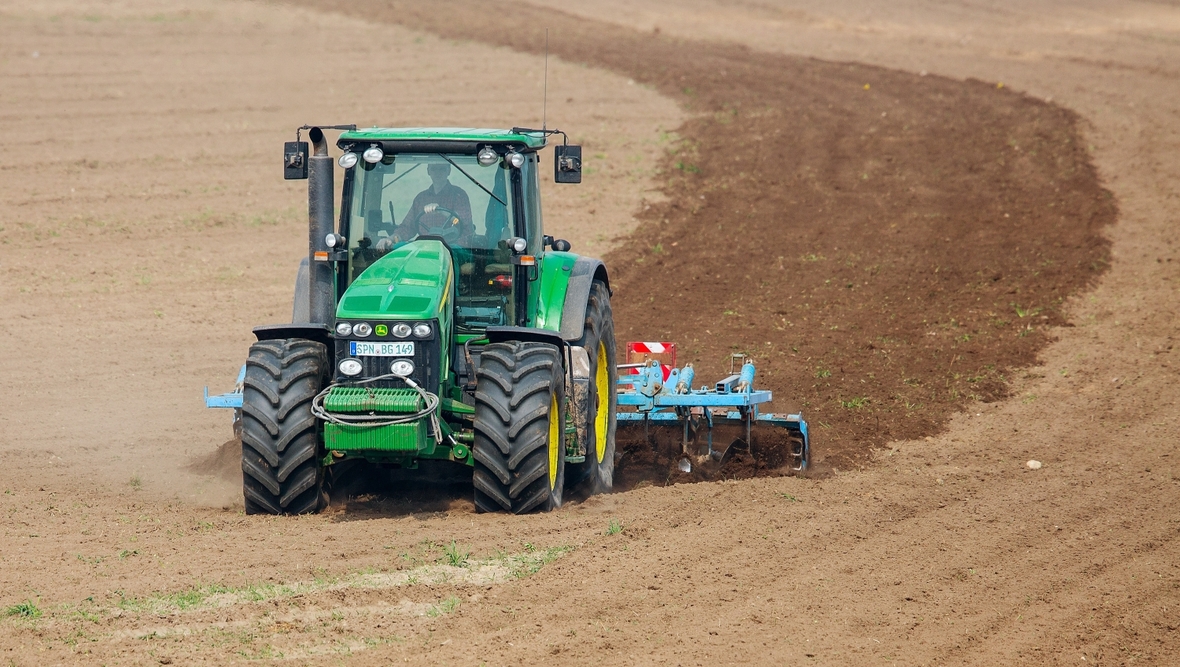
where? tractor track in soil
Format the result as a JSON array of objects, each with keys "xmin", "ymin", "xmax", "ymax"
[{"xmin": 290, "ymin": 0, "xmax": 1113, "ymax": 474}]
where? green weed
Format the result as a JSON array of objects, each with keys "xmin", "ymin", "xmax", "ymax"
[
  {"xmin": 605, "ymin": 519, "xmax": 623, "ymax": 536},
  {"xmin": 128, "ymin": 475, "xmax": 142, "ymax": 490},
  {"xmin": 5, "ymin": 601, "xmax": 41, "ymax": 619},
  {"xmin": 778, "ymin": 493, "xmax": 801, "ymax": 502},
  {"xmin": 1012, "ymin": 303, "xmax": 1042, "ymax": 318},
  {"xmin": 442, "ymin": 540, "xmax": 469, "ymax": 568},
  {"xmin": 504, "ymin": 545, "xmax": 573, "ymax": 579},
  {"xmin": 840, "ymin": 397, "xmax": 870, "ymax": 409},
  {"xmin": 815, "ymin": 368, "xmax": 831, "ymax": 379},
  {"xmin": 427, "ymin": 596, "xmax": 461, "ymax": 618}
]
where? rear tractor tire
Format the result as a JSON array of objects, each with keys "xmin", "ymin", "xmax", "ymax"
[
  {"xmin": 240, "ymin": 338, "xmax": 329, "ymax": 515},
  {"xmin": 472, "ymin": 341, "xmax": 566, "ymax": 514},
  {"xmin": 575, "ymin": 280, "xmax": 617, "ymax": 495}
]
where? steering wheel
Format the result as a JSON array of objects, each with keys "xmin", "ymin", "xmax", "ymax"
[{"xmin": 411, "ymin": 205, "xmax": 464, "ymax": 243}]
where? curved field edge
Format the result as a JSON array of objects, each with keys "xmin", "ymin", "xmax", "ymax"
[{"xmin": 281, "ymin": 0, "xmax": 1115, "ymax": 471}]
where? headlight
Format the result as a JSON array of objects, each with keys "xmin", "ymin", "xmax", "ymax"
[
  {"xmin": 413, "ymin": 323, "xmax": 432, "ymax": 338},
  {"xmin": 338, "ymin": 358, "xmax": 363, "ymax": 376},
  {"xmin": 325, "ymin": 233, "xmax": 344, "ymax": 248},
  {"xmin": 338, "ymin": 152, "xmax": 358, "ymax": 169},
  {"xmin": 510, "ymin": 236, "xmax": 528, "ymax": 253},
  {"xmin": 505, "ymin": 151, "xmax": 525, "ymax": 168},
  {"xmin": 391, "ymin": 323, "xmax": 412, "ymax": 338},
  {"xmin": 390, "ymin": 359, "xmax": 415, "ymax": 376},
  {"xmin": 353, "ymin": 322, "xmax": 373, "ymax": 337},
  {"xmin": 477, "ymin": 146, "xmax": 498, "ymax": 166},
  {"xmin": 362, "ymin": 145, "xmax": 384, "ymax": 164},
  {"xmin": 335, "ymin": 322, "xmax": 353, "ymax": 336}
]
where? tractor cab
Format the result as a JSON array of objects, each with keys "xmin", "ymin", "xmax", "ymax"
[{"xmin": 335, "ymin": 130, "xmax": 552, "ymax": 333}]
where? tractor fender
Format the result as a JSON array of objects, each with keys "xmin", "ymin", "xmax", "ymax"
[
  {"xmin": 265, "ymin": 256, "xmax": 327, "ymax": 345},
  {"xmin": 253, "ymin": 323, "xmax": 332, "ymax": 347},
  {"xmin": 292, "ymin": 256, "xmax": 310, "ymax": 324},
  {"xmin": 485, "ymin": 326, "xmax": 565, "ymax": 348},
  {"xmin": 558, "ymin": 257, "xmax": 610, "ymax": 341}
]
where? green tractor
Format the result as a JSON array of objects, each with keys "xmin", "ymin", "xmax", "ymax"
[{"xmin": 217, "ymin": 125, "xmax": 616, "ymax": 514}]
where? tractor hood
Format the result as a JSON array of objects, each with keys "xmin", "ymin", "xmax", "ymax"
[{"xmin": 336, "ymin": 240, "xmax": 453, "ymax": 321}]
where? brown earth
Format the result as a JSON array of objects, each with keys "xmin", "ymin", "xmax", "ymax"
[{"xmin": 2, "ymin": 0, "xmax": 1179, "ymax": 665}]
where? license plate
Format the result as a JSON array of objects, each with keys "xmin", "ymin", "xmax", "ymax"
[{"xmin": 349, "ymin": 341, "xmax": 415, "ymax": 357}]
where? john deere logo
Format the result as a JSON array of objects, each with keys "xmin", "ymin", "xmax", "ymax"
[{"xmin": 375, "ymin": 324, "xmax": 388, "ymax": 337}]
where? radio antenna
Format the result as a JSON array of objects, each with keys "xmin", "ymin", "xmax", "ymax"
[{"xmin": 542, "ymin": 28, "xmax": 549, "ymax": 131}]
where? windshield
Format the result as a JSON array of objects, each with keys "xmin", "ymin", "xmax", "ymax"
[{"xmin": 346, "ymin": 153, "xmax": 518, "ymax": 331}]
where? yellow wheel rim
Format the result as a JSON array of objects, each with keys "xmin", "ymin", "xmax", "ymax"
[
  {"xmin": 548, "ymin": 392, "xmax": 560, "ymax": 490},
  {"xmin": 594, "ymin": 341, "xmax": 610, "ymax": 464}
]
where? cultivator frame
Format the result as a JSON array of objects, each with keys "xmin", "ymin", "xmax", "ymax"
[{"xmin": 616, "ymin": 343, "xmax": 810, "ymax": 472}]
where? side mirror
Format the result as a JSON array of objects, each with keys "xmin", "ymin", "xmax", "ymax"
[
  {"xmin": 554, "ymin": 145, "xmax": 582, "ymax": 183},
  {"xmin": 284, "ymin": 141, "xmax": 308, "ymax": 180},
  {"xmin": 543, "ymin": 235, "xmax": 572, "ymax": 251}
]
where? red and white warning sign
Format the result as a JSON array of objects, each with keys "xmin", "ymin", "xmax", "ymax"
[{"xmin": 625, "ymin": 341, "xmax": 678, "ymax": 381}]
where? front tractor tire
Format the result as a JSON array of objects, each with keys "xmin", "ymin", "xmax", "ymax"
[
  {"xmin": 576, "ymin": 279, "xmax": 617, "ymax": 495},
  {"xmin": 473, "ymin": 341, "xmax": 566, "ymax": 514},
  {"xmin": 240, "ymin": 338, "xmax": 329, "ymax": 515}
]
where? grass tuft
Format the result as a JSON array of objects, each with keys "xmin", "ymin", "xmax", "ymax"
[
  {"xmin": 442, "ymin": 540, "xmax": 469, "ymax": 568},
  {"xmin": 839, "ymin": 396, "xmax": 870, "ymax": 409},
  {"xmin": 605, "ymin": 519, "xmax": 623, "ymax": 536},
  {"xmin": 426, "ymin": 595, "xmax": 461, "ymax": 618},
  {"xmin": 5, "ymin": 600, "xmax": 41, "ymax": 619}
]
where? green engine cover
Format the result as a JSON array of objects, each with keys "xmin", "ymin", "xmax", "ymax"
[{"xmin": 337, "ymin": 240, "xmax": 453, "ymax": 321}]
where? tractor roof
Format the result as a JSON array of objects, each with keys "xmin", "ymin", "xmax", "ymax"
[{"xmin": 338, "ymin": 127, "xmax": 547, "ymax": 150}]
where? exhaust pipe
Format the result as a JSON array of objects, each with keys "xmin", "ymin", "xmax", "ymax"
[{"xmin": 307, "ymin": 127, "xmax": 335, "ymax": 326}]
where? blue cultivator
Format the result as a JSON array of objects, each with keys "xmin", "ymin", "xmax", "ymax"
[{"xmin": 616, "ymin": 345, "xmax": 809, "ymax": 474}]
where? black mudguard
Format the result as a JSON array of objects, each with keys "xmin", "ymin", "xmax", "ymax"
[{"xmin": 558, "ymin": 257, "xmax": 610, "ymax": 341}]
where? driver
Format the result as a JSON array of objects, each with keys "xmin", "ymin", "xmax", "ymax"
[{"xmin": 377, "ymin": 163, "xmax": 474, "ymax": 250}]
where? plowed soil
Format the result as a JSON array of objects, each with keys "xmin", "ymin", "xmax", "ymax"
[{"xmin": 3, "ymin": 0, "xmax": 1179, "ymax": 665}]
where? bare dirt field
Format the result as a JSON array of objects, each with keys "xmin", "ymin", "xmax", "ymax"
[{"xmin": 2, "ymin": 0, "xmax": 1178, "ymax": 665}]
